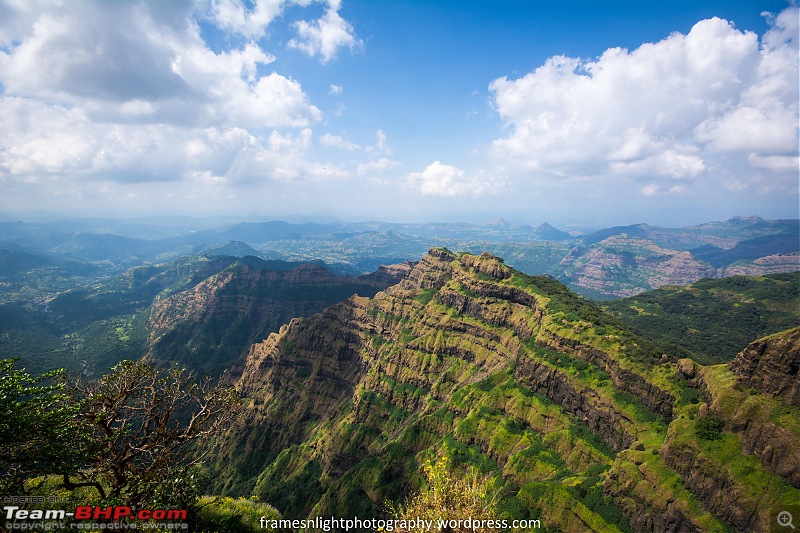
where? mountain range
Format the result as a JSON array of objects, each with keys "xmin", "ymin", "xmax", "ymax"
[{"xmin": 1, "ymin": 215, "xmax": 797, "ymax": 300}]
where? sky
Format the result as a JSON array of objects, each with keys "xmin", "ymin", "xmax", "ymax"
[{"xmin": 0, "ymin": 0, "xmax": 798, "ymax": 227}]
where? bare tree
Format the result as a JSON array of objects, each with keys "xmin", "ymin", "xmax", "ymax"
[{"xmin": 63, "ymin": 360, "xmax": 240, "ymax": 507}]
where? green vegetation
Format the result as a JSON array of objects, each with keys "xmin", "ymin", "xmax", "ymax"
[
  {"xmin": 0, "ymin": 359, "xmax": 90, "ymax": 494},
  {"xmin": 4, "ymin": 241, "xmax": 799, "ymax": 533},
  {"xmin": 695, "ymin": 415, "xmax": 723, "ymax": 441},
  {"xmin": 195, "ymin": 496, "xmax": 281, "ymax": 533},
  {"xmin": 2, "ymin": 359, "xmax": 246, "ymax": 531},
  {"xmin": 389, "ymin": 457, "xmax": 499, "ymax": 533},
  {"xmin": 604, "ymin": 272, "xmax": 800, "ymax": 363}
]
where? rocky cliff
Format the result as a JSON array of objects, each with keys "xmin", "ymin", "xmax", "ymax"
[
  {"xmin": 729, "ymin": 326, "xmax": 800, "ymax": 406},
  {"xmin": 145, "ymin": 260, "xmax": 412, "ymax": 374},
  {"xmin": 658, "ymin": 330, "xmax": 800, "ymax": 532},
  {"xmin": 208, "ymin": 250, "xmax": 799, "ymax": 532},
  {"xmin": 557, "ymin": 235, "xmax": 717, "ymax": 298}
]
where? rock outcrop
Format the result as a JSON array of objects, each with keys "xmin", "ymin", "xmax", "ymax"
[{"xmin": 729, "ymin": 326, "xmax": 800, "ymax": 407}]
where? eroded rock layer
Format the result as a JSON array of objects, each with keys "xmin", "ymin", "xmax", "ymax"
[{"xmin": 207, "ymin": 250, "xmax": 799, "ymax": 533}]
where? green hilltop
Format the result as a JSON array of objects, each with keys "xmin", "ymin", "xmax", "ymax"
[{"xmin": 603, "ymin": 272, "xmax": 800, "ymax": 365}]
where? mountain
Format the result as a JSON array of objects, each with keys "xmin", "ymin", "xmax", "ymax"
[
  {"xmin": 580, "ymin": 217, "xmax": 798, "ymax": 250},
  {"xmin": 554, "ymin": 217, "xmax": 799, "ymax": 298},
  {"xmin": 192, "ymin": 240, "xmax": 263, "ymax": 257},
  {"xmin": 536, "ymin": 222, "xmax": 573, "ymax": 241},
  {"xmin": 603, "ymin": 272, "xmax": 800, "ymax": 364},
  {"xmin": 691, "ymin": 232, "xmax": 800, "ymax": 269},
  {"xmin": 556, "ymin": 235, "xmax": 718, "ymax": 298},
  {"xmin": 2, "ymin": 216, "xmax": 797, "ymax": 299},
  {"xmin": 0, "ymin": 246, "xmax": 53, "ymax": 277},
  {"xmin": 207, "ymin": 249, "xmax": 799, "ymax": 532},
  {"xmin": 0, "ymin": 254, "xmax": 411, "ymax": 377},
  {"xmin": 144, "ymin": 260, "xmax": 413, "ymax": 375}
]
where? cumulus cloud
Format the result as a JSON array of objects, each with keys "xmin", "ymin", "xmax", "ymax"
[
  {"xmin": 289, "ymin": 0, "xmax": 361, "ymax": 63},
  {"xmin": 0, "ymin": 0, "xmax": 352, "ymax": 197},
  {"xmin": 0, "ymin": 97, "xmax": 322, "ymax": 185},
  {"xmin": 406, "ymin": 161, "xmax": 490, "ymax": 197},
  {"xmin": 489, "ymin": 7, "xmax": 799, "ymax": 195}
]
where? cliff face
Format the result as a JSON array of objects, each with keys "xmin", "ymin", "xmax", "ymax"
[
  {"xmin": 729, "ymin": 326, "xmax": 800, "ymax": 407},
  {"xmin": 721, "ymin": 252, "xmax": 800, "ymax": 276},
  {"xmin": 209, "ymin": 250, "xmax": 799, "ymax": 532},
  {"xmin": 144, "ymin": 261, "xmax": 412, "ymax": 374},
  {"xmin": 658, "ymin": 330, "xmax": 800, "ymax": 533}
]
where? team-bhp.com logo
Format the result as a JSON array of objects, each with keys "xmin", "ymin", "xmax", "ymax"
[
  {"xmin": 5, "ymin": 505, "xmax": 188, "ymax": 530},
  {"xmin": 73, "ymin": 507, "xmax": 187, "ymax": 521}
]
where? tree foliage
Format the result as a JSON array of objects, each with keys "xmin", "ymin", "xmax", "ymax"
[
  {"xmin": 0, "ymin": 359, "xmax": 91, "ymax": 494},
  {"xmin": 696, "ymin": 414, "xmax": 724, "ymax": 441},
  {"xmin": 1, "ymin": 357, "xmax": 240, "ymax": 515}
]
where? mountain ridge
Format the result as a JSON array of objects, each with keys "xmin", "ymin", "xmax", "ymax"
[{"xmin": 205, "ymin": 249, "xmax": 798, "ymax": 532}]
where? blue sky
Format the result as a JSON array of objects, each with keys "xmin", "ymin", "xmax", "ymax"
[{"xmin": 0, "ymin": 0, "xmax": 797, "ymax": 227}]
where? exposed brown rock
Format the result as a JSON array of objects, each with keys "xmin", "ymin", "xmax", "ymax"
[
  {"xmin": 660, "ymin": 436, "xmax": 759, "ymax": 531},
  {"xmin": 536, "ymin": 328, "xmax": 675, "ymax": 420},
  {"xmin": 559, "ymin": 236, "xmax": 717, "ymax": 298},
  {"xmin": 677, "ymin": 358, "xmax": 696, "ymax": 380},
  {"xmin": 461, "ymin": 251, "xmax": 512, "ymax": 280},
  {"xmin": 604, "ymin": 458, "xmax": 703, "ymax": 533},
  {"xmin": 729, "ymin": 326, "xmax": 800, "ymax": 406},
  {"xmin": 721, "ymin": 252, "xmax": 800, "ymax": 276}
]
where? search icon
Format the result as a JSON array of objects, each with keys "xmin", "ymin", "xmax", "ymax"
[{"xmin": 779, "ymin": 511, "xmax": 795, "ymax": 530}]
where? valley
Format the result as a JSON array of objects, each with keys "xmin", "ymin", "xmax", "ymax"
[{"xmin": 0, "ymin": 216, "xmax": 798, "ymax": 532}]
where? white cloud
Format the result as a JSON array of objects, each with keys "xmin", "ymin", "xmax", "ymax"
[
  {"xmin": 288, "ymin": 0, "xmax": 361, "ymax": 63},
  {"xmin": 0, "ymin": 96, "xmax": 324, "ymax": 185},
  {"xmin": 366, "ymin": 129, "xmax": 392, "ymax": 154},
  {"xmin": 356, "ymin": 157, "xmax": 399, "ymax": 176},
  {"xmin": 489, "ymin": 8, "xmax": 799, "ymax": 193},
  {"xmin": 0, "ymin": 0, "xmax": 338, "ymax": 198},
  {"xmin": 747, "ymin": 153, "xmax": 799, "ymax": 173},
  {"xmin": 0, "ymin": 2, "xmax": 195, "ymax": 104},
  {"xmin": 405, "ymin": 161, "xmax": 489, "ymax": 197},
  {"xmin": 329, "ymin": 84, "xmax": 342, "ymax": 95},
  {"xmin": 320, "ymin": 133, "xmax": 360, "ymax": 150},
  {"xmin": 611, "ymin": 150, "xmax": 706, "ymax": 180},
  {"xmin": 209, "ymin": 0, "xmax": 283, "ymax": 39}
]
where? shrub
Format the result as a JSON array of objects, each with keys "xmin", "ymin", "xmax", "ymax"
[
  {"xmin": 696, "ymin": 415, "xmax": 724, "ymax": 441},
  {"xmin": 388, "ymin": 457, "xmax": 498, "ymax": 533}
]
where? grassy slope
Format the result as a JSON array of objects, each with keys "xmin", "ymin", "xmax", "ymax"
[{"xmin": 603, "ymin": 272, "xmax": 800, "ymax": 364}]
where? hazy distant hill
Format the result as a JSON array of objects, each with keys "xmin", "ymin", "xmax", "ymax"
[
  {"xmin": 0, "ymin": 246, "xmax": 52, "ymax": 276},
  {"xmin": 554, "ymin": 217, "xmax": 799, "ymax": 298},
  {"xmin": 1, "ymin": 214, "xmax": 798, "ymax": 301}
]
